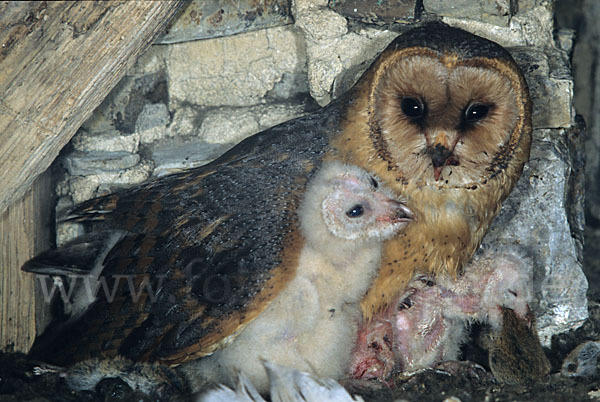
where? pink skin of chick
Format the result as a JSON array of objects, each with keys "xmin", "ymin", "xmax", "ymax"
[{"xmin": 350, "ymin": 251, "xmax": 533, "ymax": 381}]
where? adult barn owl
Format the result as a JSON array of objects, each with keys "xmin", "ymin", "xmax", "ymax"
[
  {"xmin": 23, "ymin": 22, "xmax": 531, "ymax": 373},
  {"xmin": 330, "ymin": 22, "xmax": 532, "ymax": 317}
]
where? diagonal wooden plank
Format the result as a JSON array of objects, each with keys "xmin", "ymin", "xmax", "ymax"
[
  {"xmin": 0, "ymin": 0, "xmax": 184, "ymax": 216},
  {"xmin": 0, "ymin": 0, "xmax": 184, "ymax": 353}
]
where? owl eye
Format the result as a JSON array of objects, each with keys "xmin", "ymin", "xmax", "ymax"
[
  {"xmin": 370, "ymin": 176, "xmax": 378, "ymax": 188},
  {"xmin": 464, "ymin": 103, "xmax": 490, "ymax": 124},
  {"xmin": 346, "ymin": 204, "xmax": 364, "ymax": 218},
  {"xmin": 401, "ymin": 97, "xmax": 426, "ymax": 120}
]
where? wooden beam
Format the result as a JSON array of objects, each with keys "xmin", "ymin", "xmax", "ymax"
[
  {"xmin": 0, "ymin": 0, "xmax": 184, "ymax": 217},
  {"xmin": 0, "ymin": 170, "xmax": 52, "ymax": 352}
]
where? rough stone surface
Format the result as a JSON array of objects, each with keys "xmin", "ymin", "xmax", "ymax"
[
  {"xmin": 294, "ymin": 0, "xmax": 329, "ymax": 14},
  {"xmin": 151, "ymin": 139, "xmax": 234, "ymax": 177},
  {"xmin": 198, "ymin": 107, "xmax": 261, "ymax": 144},
  {"xmin": 254, "ymin": 102, "xmax": 310, "ymax": 129},
  {"xmin": 165, "ymin": 107, "xmax": 203, "ymax": 139},
  {"xmin": 135, "ymin": 103, "xmax": 170, "ymax": 133},
  {"xmin": 129, "ymin": 44, "xmax": 167, "ymax": 76},
  {"xmin": 511, "ymin": 47, "xmax": 574, "ymax": 129},
  {"xmin": 328, "ymin": 0, "xmax": 417, "ymax": 23},
  {"xmin": 562, "ymin": 0, "xmax": 600, "ymax": 223},
  {"xmin": 481, "ymin": 126, "xmax": 588, "ymax": 346},
  {"xmin": 295, "ymin": 7, "xmax": 349, "ymax": 42},
  {"xmin": 81, "ymin": 73, "xmax": 169, "ymax": 135},
  {"xmin": 295, "ymin": 4, "xmax": 398, "ymax": 105},
  {"xmin": 135, "ymin": 102, "xmax": 171, "ymax": 144},
  {"xmin": 166, "ymin": 26, "xmax": 305, "ymax": 107},
  {"xmin": 155, "ymin": 0, "xmax": 293, "ymax": 44},
  {"xmin": 63, "ymin": 152, "xmax": 141, "ymax": 176},
  {"xmin": 442, "ymin": 3, "xmax": 554, "ymax": 48},
  {"xmin": 198, "ymin": 103, "xmax": 308, "ymax": 144},
  {"xmin": 424, "ymin": 0, "xmax": 514, "ymax": 26},
  {"xmin": 59, "ymin": 161, "xmax": 153, "ymax": 205},
  {"xmin": 72, "ymin": 129, "xmax": 140, "ymax": 154}
]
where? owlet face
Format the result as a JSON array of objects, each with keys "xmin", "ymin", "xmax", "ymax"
[
  {"xmin": 319, "ymin": 164, "xmax": 414, "ymax": 241},
  {"xmin": 372, "ymin": 55, "xmax": 520, "ymax": 187}
]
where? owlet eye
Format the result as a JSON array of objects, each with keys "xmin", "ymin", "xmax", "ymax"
[
  {"xmin": 401, "ymin": 97, "xmax": 426, "ymax": 120},
  {"xmin": 346, "ymin": 205, "xmax": 364, "ymax": 218},
  {"xmin": 464, "ymin": 103, "xmax": 490, "ymax": 123},
  {"xmin": 370, "ymin": 177, "xmax": 378, "ymax": 188}
]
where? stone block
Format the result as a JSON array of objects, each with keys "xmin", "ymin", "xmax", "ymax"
[
  {"xmin": 63, "ymin": 151, "xmax": 141, "ymax": 176},
  {"xmin": 150, "ymin": 102, "xmax": 307, "ymax": 175},
  {"xmin": 155, "ymin": 0, "xmax": 293, "ymax": 44},
  {"xmin": 294, "ymin": 8, "xmax": 348, "ymax": 42},
  {"xmin": 328, "ymin": 0, "xmax": 417, "ymax": 24},
  {"xmin": 293, "ymin": 0, "xmax": 329, "ymax": 14},
  {"xmin": 198, "ymin": 107, "xmax": 260, "ymax": 144},
  {"xmin": 442, "ymin": 3, "xmax": 554, "ymax": 48},
  {"xmin": 130, "ymin": 44, "xmax": 167, "ymax": 76},
  {"xmin": 64, "ymin": 161, "xmax": 153, "ymax": 204},
  {"xmin": 300, "ymin": 24, "xmax": 398, "ymax": 105},
  {"xmin": 255, "ymin": 103, "xmax": 308, "ymax": 130},
  {"xmin": 167, "ymin": 26, "xmax": 304, "ymax": 107},
  {"xmin": 424, "ymin": 0, "xmax": 514, "ymax": 26},
  {"xmin": 165, "ymin": 107, "xmax": 203, "ymax": 140},
  {"xmin": 135, "ymin": 103, "xmax": 171, "ymax": 144},
  {"xmin": 294, "ymin": 3, "xmax": 400, "ymax": 105},
  {"xmin": 151, "ymin": 139, "xmax": 233, "ymax": 177},
  {"xmin": 511, "ymin": 47, "xmax": 574, "ymax": 129},
  {"xmin": 81, "ymin": 72, "xmax": 168, "ymax": 135},
  {"xmin": 135, "ymin": 103, "xmax": 170, "ymax": 133},
  {"xmin": 481, "ymin": 125, "xmax": 588, "ymax": 346},
  {"xmin": 71, "ymin": 129, "xmax": 140, "ymax": 154}
]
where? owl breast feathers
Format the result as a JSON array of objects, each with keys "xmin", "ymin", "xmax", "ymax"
[{"xmin": 23, "ymin": 21, "xmax": 531, "ymax": 367}]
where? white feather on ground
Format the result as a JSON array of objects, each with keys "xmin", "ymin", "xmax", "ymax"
[{"xmin": 197, "ymin": 361, "xmax": 364, "ymax": 402}]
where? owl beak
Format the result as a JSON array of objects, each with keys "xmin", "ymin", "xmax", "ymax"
[
  {"xmin": 428, "ymin": 133, "xmax": 460, "ymax": 181},
  {"xmin": 387, "ymin": 201, "xmax": 415, "ymax": 223}
]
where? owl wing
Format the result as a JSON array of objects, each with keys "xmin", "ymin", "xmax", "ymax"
[{"xmin": 24, "ymin": 105, "xmax": 342, "ymax": 366}]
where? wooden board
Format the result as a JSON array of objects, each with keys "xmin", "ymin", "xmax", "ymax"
[
  {"xmin": 0, "ymin": 0, "xmax": 184, "ymax": 352},
  {"xmin": 0, "ymin": 170, "xmax": 52, "ymax": 352},
  {"xmin": 0, "ymin": 0, "xmax": 184, "ymax": 217}
]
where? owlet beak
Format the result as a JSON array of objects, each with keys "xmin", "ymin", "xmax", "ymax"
[{"xmin": 390, "ymin": 201, "xmax": 415, "ymax": 223}]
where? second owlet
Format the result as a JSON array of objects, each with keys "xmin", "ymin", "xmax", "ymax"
[
  {"xmin": 23, "ymin": 22, "xmax": 530, "ymax": 373},
  {"xmin": 350, "ymin": 251, "xmax": 542, "ymax": 381}
]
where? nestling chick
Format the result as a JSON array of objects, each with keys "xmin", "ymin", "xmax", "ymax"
[
  {"xmin": 350, "ymin": 251, "xmax": 534, "ymax": 380},
  {"xmin": 183, "ymin": 161, "xmax": 414, "ymax": 393}
]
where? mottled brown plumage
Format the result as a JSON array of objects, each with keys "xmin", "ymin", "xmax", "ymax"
[
  {"xmin": 328, "ymin": 23, "xmax": 532, "ymax": 317},
  {"xmin": 25, "ymin": 120, "xmax": 336, "ymax": 366},
  {"xmin": 23, "ymin": 22, "xmax": 531, "ymax": 370}
]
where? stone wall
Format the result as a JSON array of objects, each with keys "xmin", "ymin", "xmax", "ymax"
[
  {"xmin": 53, "ymin": 0, "xmax": 587, "ymax": 345},
  {"xmin": 555, "ymin": 0, "xmax": 600, "ymax": 303}
]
